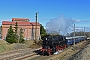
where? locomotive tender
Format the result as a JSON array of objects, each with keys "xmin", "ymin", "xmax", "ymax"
[{"xmin": 39, "ymin": 35, "xmax": 86, "ymax": 55}]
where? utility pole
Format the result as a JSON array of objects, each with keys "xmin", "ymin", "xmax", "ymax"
[
  {"xmin": 35, "ymin": 12, "xmax": 38, "ymax": 40},
  {"xmin": 84, "ymin": 26, "xmax": 85, "ymax": 36},
  {"xmin": 74, "ymin": 24, "xmax": 75, "ymax": 47},
  {"xmin": 84, "ymin": 26, "xmax": 85, "ymax": 40}
]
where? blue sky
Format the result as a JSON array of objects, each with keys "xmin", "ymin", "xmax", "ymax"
[{"xmin": 0, "ymin": 0, "xmax": 90, "ymax": 30}]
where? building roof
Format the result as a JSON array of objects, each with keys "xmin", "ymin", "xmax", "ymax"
[
  {"xmin": 2, "ymin": 21, "xmax": 14, "ymax": 25},
  {"xmin": 12, "ymin": 18, "xmax": 29, "ymax": 21},
  {"xmin": 30, "ymin": 22, "xmax": 40, "ymax": 26},
  {"xmin": 2, "ymin": 21, "xmax": 40, "ymax": 26}
]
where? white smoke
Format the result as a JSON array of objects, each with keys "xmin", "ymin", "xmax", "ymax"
[{"xmin": 46, "ymin": 15, "xmax": 75, "ymax": 35}]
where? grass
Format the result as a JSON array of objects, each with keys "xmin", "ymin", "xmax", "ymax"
[
  {"xmin": 24, "ymin": 40, "xmax": 34, "ymax": 47},
  {"xmin": 0, "ymin": 40, "xmax": 11, "ymax": 53},
  {"xmin": 0, "ymin": 40, "xmax": 42, "ymax": 54}
]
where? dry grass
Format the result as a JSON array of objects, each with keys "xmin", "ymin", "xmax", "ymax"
[
  {"xmin": 24, "ymin": 40, "xmax": 34, "ymax": 47},
  {"xmin": 0, "ymin": 40, "xmax": 42, "ymax": 54},
  {"xmin": 0, "ymin": 40, "xmax": 12, "ymax": 53},
  {"xmin": 29, "ymin": 40, "xmax": 42, "ymax": 48}
]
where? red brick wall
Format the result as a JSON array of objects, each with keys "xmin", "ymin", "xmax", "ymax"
[{"xmin": 2, "ymin": 24, "xmax": 40, "ymax": 40}]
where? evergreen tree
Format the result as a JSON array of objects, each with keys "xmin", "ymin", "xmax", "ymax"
[
  {"xmin": 15, "ymin": 22, "xmax": 18, "ymax": 34},
  {"xmin": 0, "ymin": 26, "xmax": 2, "ymax": 38},
  {"xmin": 6, "ymin": 25, "xmax": 16, "ymax": 44},
  {"xmin": 0, "ymin": 26, "xmax": 2, "ymax": 34},
  {"xmin": 19, "ymin": 28, "xmax": 24, "ymax": 43},
  {"xmin": 40, "ymin": 24, "xmax": 47, "ymax": 39},
  {"xmin": 14, "ymin": 22, "xmax": 18, "ymax": 42},
  {"xmin": 40, "ymin": 24, "xmax": 46, "ymax": 34}
]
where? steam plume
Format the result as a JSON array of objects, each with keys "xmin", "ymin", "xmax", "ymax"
[{"xmin": 46, "ymin": 15, "xmax": 74, "ymax": 35}]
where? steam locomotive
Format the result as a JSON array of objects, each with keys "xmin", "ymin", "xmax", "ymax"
[
  {"xmin": 40, "ymin": 35, "xmax": 67, "ymax": 55},
  {"xmin": 36, "ymin": 35, "xmax": 86, "ymax": 55}
]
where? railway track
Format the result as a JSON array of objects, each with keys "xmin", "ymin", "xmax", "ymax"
[
  {"xmin": 22, "ymin": 39, "xmax": 90, "ymax": 60},
  {"xmin": 0, "ymin": 39, "xmax": 89, "ymax": 60},
  {"xmin": 15, "ymin": 53, "xmax": 37, "ymax": 60},
  {"xmin": 0, "ymin": 48, "xmax": 39, "ymax": 60}
]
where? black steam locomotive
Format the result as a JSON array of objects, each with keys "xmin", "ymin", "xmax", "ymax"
[{"xmin": 40, "ymin": 35, "xmax": 67, "ymax": 55}]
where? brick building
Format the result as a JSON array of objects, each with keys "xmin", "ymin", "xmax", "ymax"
[{"xmin": 2, "ymin": 18, "xmax": 40, "ymax": 40}]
